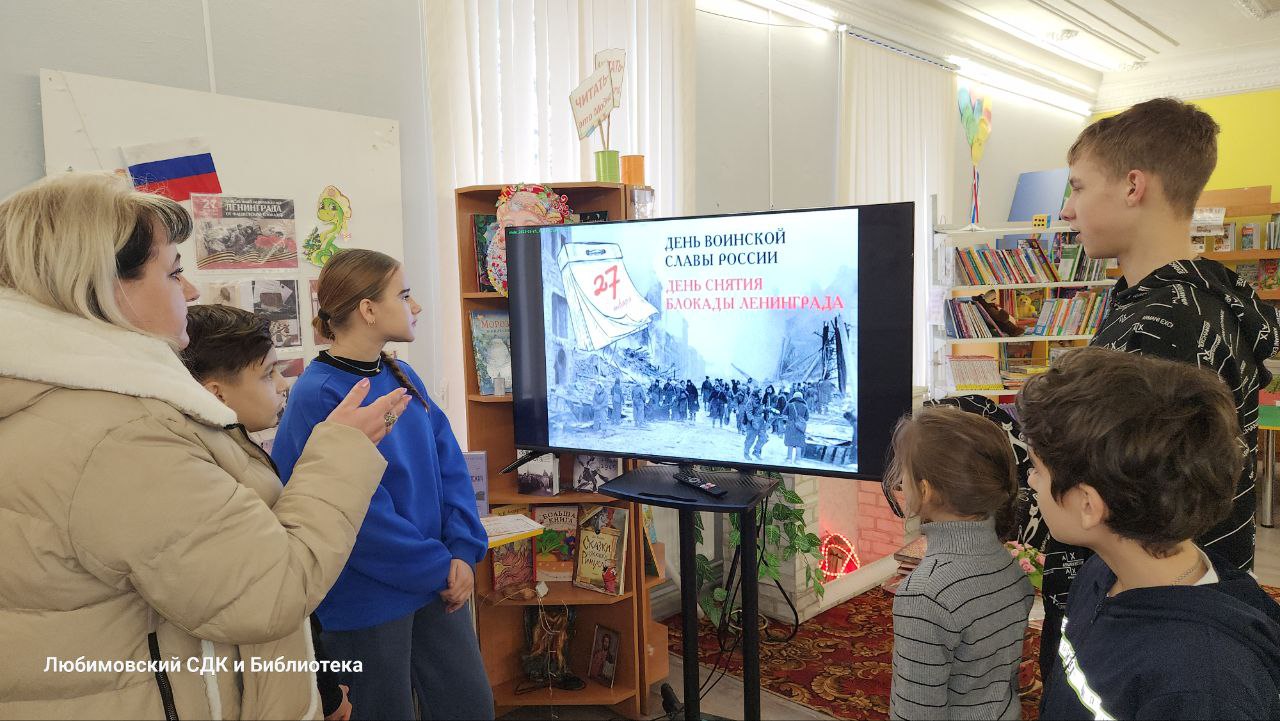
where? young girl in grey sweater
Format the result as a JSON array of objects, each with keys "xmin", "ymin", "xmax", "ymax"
[{"xmin": 885, "ymin": 405, "xmax": 1035, "ymax": 720}]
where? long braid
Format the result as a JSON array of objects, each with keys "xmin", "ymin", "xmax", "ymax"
[{"xmin": 382, "ymin": 351, "xmax": 430, "ymax": 411}]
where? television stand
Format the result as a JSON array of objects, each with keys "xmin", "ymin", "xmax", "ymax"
[{"xmin": 600, "ymin": 465, "xmax": 779, "ymax": 721}]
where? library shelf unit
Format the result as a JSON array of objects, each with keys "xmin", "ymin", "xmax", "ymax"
[
  {"xmin": 1201, "ymin": 249, "xmax": 1280, "ymax": 262},
  {"xmin": 951, "ymin": 279, "xmax": 1116, "ymax": 294},
  {"xmin": 947, "ymin": 334, "xmax": 1095, "ymax": 345},
  {"xmin": 1195, "ymin": 186, "xmax": 1280, "ymax": 303},
  {"xmin": 454, "ymin": 182, "xmax": 668, "ymax": 719},
  {"xmin": 930, "ymin": 221, "xmax": 1102, "ymax": 400}
]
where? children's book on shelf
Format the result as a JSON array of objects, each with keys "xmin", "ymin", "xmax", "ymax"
[
  {"xmin": 571, "ymin": 454, "xmax": 622, "ymax": 493},
  {"xmin": 947, "ymin": 355, "xmax": 1002, "ymax": 390},
  {"xmin": 463, "ymin": 450, "xmax": 488, "ymax": 516},
  {"xmin": 533, "ymin": 504, "xmax": 580, "ymax": 582},
  {"xmin": 1241, "ymin": 223, "xmax": 1261, "ymax": 253},
  {"xmin": 642, "ymin": 505, "xmax": 658, "ymax": 545},
  {"xmin": 1260, "ymin": 260, "xmax": 1280, "ymax": 291},
  {"xmin": 1030, "ymin": 289, "xmax": 1108, "ymax": 336},
  {"xmin": 482, "ymin": 511, "xmax": 544, "ymax": 548},
  {"xmin": 517, "ymin": 453, "xmax": 560, "ymax": 496},
  {"xmin": 469, "ymin": 309, "xmax": 511, "ymax": 395},
  {"xmin": 471, "ymin": 214, "xmax": 498, "ymax": 293},
  {"xmin": 1236, "ymin": 262, "xmax": 1260, "ymax": 291},
  {"xmin": 573, "ymin": 504, "xmax": 630, "ymax": 595},
  {"xmin": 490, "ymin": 504, "xmax": 536, "ymax": 592}
]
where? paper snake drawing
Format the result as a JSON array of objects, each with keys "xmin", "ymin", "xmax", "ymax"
[{"xmin": 302, "ymin": 185, "xmax": 351, "ymax": 268}]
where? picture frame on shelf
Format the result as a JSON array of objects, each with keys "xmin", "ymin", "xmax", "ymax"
[{"xmin": 588, "ymin": 624, "xmax": 621, "ymax": 688}]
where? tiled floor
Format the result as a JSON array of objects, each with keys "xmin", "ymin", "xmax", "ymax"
[{"xmin": 499, "ymin": 522, "xmax": 1280, "ymax": 721}]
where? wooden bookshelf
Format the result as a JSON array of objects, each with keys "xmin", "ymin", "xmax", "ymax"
[
  {"xmin": 947, "ymin": 334, "xmax": 1095, "ymax": 344},
  {"xmin": 1200, "ymin": 249, "xmax": 1280, "ymax": 262},
  {"xmin": 467, "ymin": 393, "xmax": 512, "ymax": 403},
  {"xmin": 1226, "ymin": 202, "xmax": 1280, "ymax": 217},
  {"xmin": 455, "ymin": 182, "xmax": 665, "ymax": 719},
  {"xmin": 952, "ymin": 279, "xmax": 1115, "ymax": 294}
]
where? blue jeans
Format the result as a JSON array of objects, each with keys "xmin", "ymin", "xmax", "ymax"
[{"xmin": 319, "ymin": 600, "xmax": 494, "ymax": 720}]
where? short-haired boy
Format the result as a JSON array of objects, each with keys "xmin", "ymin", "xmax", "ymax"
[
  {"xmin": 1019, "ymin": 347, "xmax": 1280, "ymax": 719},
  {"xmin": 182, "ymin": 303, "xmax": 352, "ymax": 721},
  {"xmin": 1040, "ymin": 97, "xmax": 1280, "ymax": 679}
]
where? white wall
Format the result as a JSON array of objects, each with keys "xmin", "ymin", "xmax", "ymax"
[
  {"xmin": 0, "ymin": 0, "xmax": 443, "ymax": 404},
  {"xmin": 950, "ymin": 84, "xmax": 1087, "ymax": 225},
  {"xmin": 695, "ymin": 3, "xmax": 840, "ymax": 214}
]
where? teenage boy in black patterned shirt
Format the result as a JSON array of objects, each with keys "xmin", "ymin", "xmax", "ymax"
[{"xmin": 1035, "ymin": 97, "xmax": 1280, "ymax": 699}]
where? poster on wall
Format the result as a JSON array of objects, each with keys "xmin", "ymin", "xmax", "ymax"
[
  {"xmin": 191, "ymin": 194, "xmax": 299, "ymax": 271},
  {"xmin": 251, "ymin": 279, "xmax": 302, "ymax": 349}
]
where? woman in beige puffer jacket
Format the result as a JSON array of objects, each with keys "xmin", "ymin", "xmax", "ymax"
[{"xmin": 0, "ymin": 172, "xmax": 411, "ymax": 720}]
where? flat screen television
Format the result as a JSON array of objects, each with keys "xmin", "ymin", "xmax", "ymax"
[{"xmin": 506, "ymin": 203, "xmax": 913, "ymax": 480}]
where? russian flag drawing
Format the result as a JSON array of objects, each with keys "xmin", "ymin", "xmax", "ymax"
[{"xmin": 121, "ymin": 137, "xmax": 222, "ymax": 202}]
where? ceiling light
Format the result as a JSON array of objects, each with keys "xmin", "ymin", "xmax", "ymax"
[
  {"xmin": 956, "ymin": 38, "xmax": 1097, "ymax": 94},
  {"xmin": 948, "ymin": 55, "xmax": 1095, "ymax": 117},
  {"xmin": 1234, "ymin": 0, "xmax": 1280, "ymax": 19}
]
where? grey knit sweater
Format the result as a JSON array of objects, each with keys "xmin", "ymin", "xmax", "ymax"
[{"xmin": 890, "ymin": 518, "xmax": 1035, "ymax": 720}]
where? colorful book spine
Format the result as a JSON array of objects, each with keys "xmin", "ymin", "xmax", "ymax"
[
  {"xmin": 490, "ymin": 504, "xmax": 535, "ymax": 592},
  {"xmin": 532, "ymin": 505, "xmax": 581, "ymax": 582},
  {"xmin": 573, "ymin": 505, "xmax": 630, "ymax": 595}
]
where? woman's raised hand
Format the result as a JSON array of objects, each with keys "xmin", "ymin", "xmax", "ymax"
[{"xmin": 325, "ymin": 379, "xmax": 412, "ymax": 444}]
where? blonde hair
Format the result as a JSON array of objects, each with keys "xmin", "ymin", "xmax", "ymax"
[{"xmin": 0, "ymin": 171, "xmax": 191, "ymax": 330}]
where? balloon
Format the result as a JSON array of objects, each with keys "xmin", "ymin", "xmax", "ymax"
[
  {"xmin": 971, "ymin": 135, "xmax": 987, "ymax": 165},
  {"xmin": 971, "ymin": 118, "xmax": 992, "ymax": 164},
  {"xmin": 974, "ymin": 96, "xmax": 984, "ymax": 120},
  {"xmin": 964, "ymin": 114, "xmax": 979, "ymax": 145}
]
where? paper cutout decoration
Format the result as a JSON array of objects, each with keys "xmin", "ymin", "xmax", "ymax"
[
  {"xmin": 122, "ymin": 137, "xmax": 222, "ymax": 201},
  {"xmin": 302, "ymin": 185, "xmax": 352, "ymax": 268},
  {"xmin": 958, "ymin": 87, "xmax": 993, "ymax": 224},
  {"xmin": 594, "ymin": 49, "xmax": 626, "ymax": 109},
  {"xmin": 487, "ymin": 184, "xmax": 571, "ymax": 297},
  {"xmin": 556, "ymin": 241, "xmax": 658, "ymax": 352},
  {"xmin": 570, "ymin": 63, "xmax": 615, "ymax": 141}
]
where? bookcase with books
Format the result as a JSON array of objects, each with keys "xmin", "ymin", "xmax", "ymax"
[
  {"xmin": 454, "ymin": 182, "xmax": 668, "ymax": 719},
  {"xmin": 1194, "ymin": 186, "xmax": 1280, "ymax": 301},
  {"xmin": 930, "ymin": 218, "xmax": 1116, "ymax": 400}
]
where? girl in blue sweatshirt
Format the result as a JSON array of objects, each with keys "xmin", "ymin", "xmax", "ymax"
[{"xmin": 272, "ymin": 250, "xmax": 491, "ymax": 720}]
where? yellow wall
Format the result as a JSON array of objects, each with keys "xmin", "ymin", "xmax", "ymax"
[{"xmin": 1094, "ymin": 88, "xmax": 1280, "ymax": 201}]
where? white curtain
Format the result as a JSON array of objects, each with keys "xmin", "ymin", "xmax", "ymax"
[
  {"xmin": 423, "ymin": 0, "xmax": 696, "ymax": 434},
  {"xmin": 836, "ymin": 38, "xmax": 955, "ymax": 389}
]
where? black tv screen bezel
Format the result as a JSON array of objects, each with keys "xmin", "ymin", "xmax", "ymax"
[{"xmin": 506, "ymin": 202, "xmax": 914, "ymax": 481}]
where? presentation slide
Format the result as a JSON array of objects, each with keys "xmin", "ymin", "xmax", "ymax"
[{"xmin": 537, "ymin": 207, "xmax": 859, "ymax": 473}]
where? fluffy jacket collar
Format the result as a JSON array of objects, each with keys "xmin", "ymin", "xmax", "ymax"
[{"xmin": 0, "ymin": 288, "xmax": 236, "ymax": 426}]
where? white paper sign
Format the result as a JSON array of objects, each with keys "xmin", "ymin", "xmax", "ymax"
[
  {"xmin": 570, "ymin": 64, "xmax": 615, "ymax": 140},
  {"xmin": 594, "ymin": 49, "xmax": 626, "ymax": 109}
]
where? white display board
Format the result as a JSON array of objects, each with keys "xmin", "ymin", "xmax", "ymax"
[{"xmin": 39, "ymin": 68, "xmax": 406, "ymax": 367}]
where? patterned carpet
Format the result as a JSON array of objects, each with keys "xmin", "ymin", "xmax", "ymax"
[{"xmin": 667, "ymin": 585, "xmax": 1280, "ymax": 720}]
